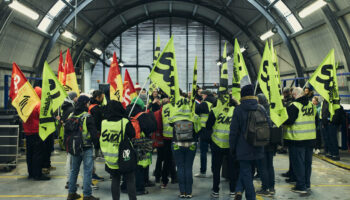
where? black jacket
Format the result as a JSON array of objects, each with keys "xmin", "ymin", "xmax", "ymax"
[
  {"xmin": 72, "ymin": 103, "xmax": 99, "ymax": 149},
  {"xmin": 148, "ymin": 96, "xmax": 161, "ymax": 112},
  {"xmin": 89, "ymin": 98, "xmax": 104, "ymax": 133},
  {"xmin": 195, "ymin": 95, "xmax": 216, "ymax": 116},
  {"xmin": 283, "ymin": 95, "xmax": 316, "ymax": 147},
  {"xmin": 126, "ymin": 104, "xmax": 157, "ymax": 138},
  {"xmin": 61, "ymin": 99, "xmax": 75, "ymax": 122}
]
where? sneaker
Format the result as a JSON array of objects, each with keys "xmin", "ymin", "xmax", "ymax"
[
  {"xmin": 186, "ymin": 194, "xmax": 192, "ymax": 198},
  {"xmin": 91, "ymin": 183, "xmax": 99, "ymax": 190},
  {"xmin": 67, "ymin": 193, "xmax": 81, "ymax": 200},
  {"xmin": 314, "ymin": 149, "xmax": 320, "ymax": 155},
  {"xmin": 269, "ymin": 188, "xmax": 276, "ymax": 195},
  {"xmin": 178, "ymin": 193, "xmax": 186, "ymax": 198},
  {"xmin": 92, "ymin": 173, "xmax": 104, "ymax": 181},
  {"xmin": 211, "ymin": 191, "xmax": 219, "ymax": 198},
  {"xmin": 291, "ymin": 187, "xmax": 307, "ymax": 194},
  {"xmin": 83, "ymin": 195, "xmax": 99, "ymax": 200},
  {"xmin": 33, "ymin": 175, "xmax": 50, "ymax": 181},
  {"xmin": 160, "ymin": 184, "xmax": 167, "ymax": 189},
  {"xmin": 229, "ymin": 192, "xmax": 235, "ymax": 198},
  {"xmin": 281, "ymin": 172, "xmax": 290, "ymax": 178},
  {"xmin": 234, "ymin": 192, "xmax": 242, "ymax": 200},
  {"xmin": 194, "ymin": 173, "xmax": 207, "ymax": 178},
  {"xmin": 256, "ymin": 189, "xmax": 271, "ymax": 196}
]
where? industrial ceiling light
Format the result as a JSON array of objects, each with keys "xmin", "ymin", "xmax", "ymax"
[
  {"xmin": 9, "ymin": 1, "xmax": 39, "ymax": 20},
  {"xmin": 37, "ymin": 16, "xmax": 51, "ymax": 32},
  {"xmin": 260, "ymin": 30, "xmax": 275, "ymax": 41},
  {"xmin": 119, "ymin": 61, "xmax": 124, "ymax": 67},
  {"xmin": 216, "ymin": 61, "xmax": 222, "ymax": 66},
  {"xmin": 93, "ymin": 48, "xmax": 103, "ymax": 55},
  {"xmin": 226, "ymin": 55, "xmax": 232, "ymax": 61},
  {"xmin": 299, "ymin": 0, "xmax": 327, "ymax": 18},
  {"xmin": 37, "ymin": 1, "xmax": 72, "ymax": 33},
  {"xmin": 62, "ymin": 30, "xmax": 77, "ymax": 41},
  {"xmin": 240, "ymin": 47, "xmax": 246, "ymax": 53}
]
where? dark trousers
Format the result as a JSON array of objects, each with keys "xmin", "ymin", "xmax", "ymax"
[
  {"xmin": 236, "ymin": 160, "xmax": 256, "ymax": 200},
  {"xmin": 26, "ymin": 134, "xmax": 44, "ymax": 178},
  {"xmin": 154, "ymin": 146, "xmax": 165, "ymax": 180},
  {"xmin": 42, "ymin": 134, "xmax": 54, "ymax": 168},
  {"xmin": 321, "ymin": 125, "xmax": 330, "ymax": 154},
  {"xmin": 161, "ymin": 139, "xmax": 176, "ymax": 184},
  {"xmin": 135, "ymin": 166, "xmax": 145, "ymax": 192},
  {"xmin": 288, "ymin": 146, "xmax": 295, "ymax": 180},
  {"xmin": 326, "ymin": 124, "xmax": 339, "ymax": 156},
  {"xmin": 211, "ymin": 143, "xmax": 239, "ymax": 193},
  {"xmin": 111, "ymin": 172, "xmax": 137, "ymax": 200},
  {"xmin": 199, "ymin": 137, "xmax": 211, "ymax": 174},
  {"xmin": 289, "ymin": 146, "xmax": 313, "ymax": 190},
  {"xmin": 256, "ymin": 151, "xmax": 275, "ymax": 190}
]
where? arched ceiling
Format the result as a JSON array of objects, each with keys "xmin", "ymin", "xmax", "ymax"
[{"xmin": 1, "ymin": 0, "xmax": 350, "ymax": 83}]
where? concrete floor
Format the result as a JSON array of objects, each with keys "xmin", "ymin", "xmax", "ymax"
[{"xmin": 1, "ymin": 148, "xmax": 350, "ymax": 200}]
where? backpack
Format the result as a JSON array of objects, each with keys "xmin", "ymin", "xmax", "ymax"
[
  {"xmin": 244, "ymin": 106, "xmax": 270, "ymax": 147},
  {"xmin": 174, "ymin": 120, "xmax": 193, "ymax": 141},
  {"xmin": 64, "ymin": 113, "xmax": 88, "ymax": 156},
  {"xmin": 130, "ymin": 112, "xmax": 153, "ymax": 161},
  {"xmin": 118, "ymin": 119, "xmax": 137, "ymax": 173}
]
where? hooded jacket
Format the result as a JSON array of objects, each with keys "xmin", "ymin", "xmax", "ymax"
[
  {"xmin": 23, "ymin": 87, "xmax": 41, "ymax": 135},
  {"xmin": 283, "ymin": 95, "xmax": 316, "ymax": 147},
  {"xmin": 72, "ymin": 101, "xmax": 99, "ymax": 148},
  {"xmin": 126, "ymin": 99, "xmax": 157, "ymax": 138},
  {"xmin": 61, "ymin": 99, "xmax": 75, "ymax": 122},
  {"xmin": 229, "ymin": 96, "xmax": 265, "ymax": 161}
]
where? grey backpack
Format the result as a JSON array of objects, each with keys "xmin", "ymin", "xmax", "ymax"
[
  {"xmin": 244, "ymin": 106, "xmax": 270, "ymax": 147},
  {"xmin": 174, "ymin": 120, "xmax": 193, "ymax": 141}
]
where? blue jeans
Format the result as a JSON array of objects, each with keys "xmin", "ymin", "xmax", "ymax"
[
  {"xmin": 172, "ymin": 144, "xmax": 197, "ymax": 194},
  {"xmin": 326, "ymin": 124, "xmax": 339, "ymax": 156},
  {"xmin": 69, "ymin": 148, "xmax": 93, "ymax": 196},
  {"xmin": 289, "ymin": 146, "xmax": 313, "ymax": 191},
  {"xmin": 256, "ymin": 151, "xmax": 275, "ymax": 190},
  {"xmin": 236, "ymin": 160, "xmax": 256, "ymax": 200},
  {"xmin": 199, "ymin": 136, "xmax": 210, "ymax": 174}
]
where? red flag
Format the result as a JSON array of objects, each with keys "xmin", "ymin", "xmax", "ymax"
[
  {"xmin": 57, "ymin": 50, "xmax": 64, "ymax": 84},
  {"xmin": 107, "ymin": 52, "xmax": 123, "ymax": 101},
  {"xmin": 63, "ymin": 49, "xmax": 80, "ymax": 95},
  {"xmin": 122, "ymin": 69, "xmax": 137, "ymax": 108},
  {"xmin": 10, "ymin": 63, "xmax": 40, "ymax": 122}
]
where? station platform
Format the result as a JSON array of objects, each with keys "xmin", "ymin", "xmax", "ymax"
[{"xmin": 1, "ymin": 148, "xmax": 350, "ymax": 200}]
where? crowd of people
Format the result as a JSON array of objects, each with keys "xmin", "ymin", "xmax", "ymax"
[{"xmin": 21, "ymin": 82, "xmax": 346, "ymax": 200}]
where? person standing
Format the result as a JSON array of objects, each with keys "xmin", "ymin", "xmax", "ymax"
[
  {"xmin": 100, "ymin": 100, "xmax": 137, "ymax": 200},
  {"xmin": 229, "ymin": 85, "xmax": 265, "ymax": 200},
  {"xmin": 312, "ymin": 97, "xmax": 322, "ymax": 154},
  {"xmin": 170, "ymin": 96, "xmax": 197, "ymax": 198},
  {"xmin": 66, "ymin": 95, "xmax": 100, "ymax": 200},
  {"xmin": 194, "ymin": 90, "xmax": 216, "ymax": 178},
  {"xmin": 283, "ymin": 87, "xmax": 316, "ymax": 194},
  {"xmin": 23, "ymin": 87, "xmax": 50, "ymax": 181}
]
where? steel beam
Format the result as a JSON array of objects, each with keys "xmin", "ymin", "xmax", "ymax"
[{"xmin": 248, "ymin": 0, "xmax": 305, "ymax": 84}]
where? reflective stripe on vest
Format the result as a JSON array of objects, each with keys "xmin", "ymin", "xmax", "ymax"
[
  {"xmin": 100, "ymin": 118, "xmax": 128, "ymax": 170},
  {"xmin": 138, "ymin": 152, "xmax": 152, "ymax": 167},
  {"xmin": 169, "ymin": 97, "xmax": 193, "ymax": 123},
  {"xmin": 199, "ymin": 101, "xmax": 212, "ymax": 128},
  {"xmin": 211, "ymin": 105, "xmax": 234, "ymax": 148},
  {"xmin": 162, "ymin": 104, "xmax": 173, "ymax": 138},
  {"xmin": 284, "ymin": 102, "xmax": 316, "ymax": 141}
]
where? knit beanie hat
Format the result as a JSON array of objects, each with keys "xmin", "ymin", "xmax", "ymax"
[{"xmin": 241, "ymin": 84, "xmax": 254, "ymax": 97}]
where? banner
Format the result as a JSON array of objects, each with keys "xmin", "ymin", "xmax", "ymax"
[
  {"xmin": 218, "ymin": 42, "xmax": 229, "ymax": 106},
  {"xmin": 257, "ymin": 42, "xmax": 288, "ymax": 127},
  {"xmin": 63, "ymin": 49, "xmax": 80, "ymax": 95},
  {"xmin": 190, "ymin": 56, "xmax": 198, "ymax": 114},
  {"xmin": 39, "ymin": 62, "xmax": 67, "ymax": 141},
  {"xmin": 58, "ymin": 50, "xmax": 64, "ymax": 85},
  {"xmin": 149, "ymin": 36, "xmax": 180, "ymax": 105},
  {"xmin": 150, "ymin": 35, "xmax": 161, "ymax": 94},
  {"xmin": 9, "ymin": 63, "xmax": 40, "ymax": 122},
  {"xmin": 270, "ymin": 40, "xmax": 282, "ymax": 97},
  {"xmin": 232, "ymin": 38, "xmax": 250, "ymax": 101},
  {"xmin": 122, "ymin": 69, "xmax": 137, "ymax": 108},
  {"xmin": 107, "ymin": 52, "xmax": 123, "ymax": 102},
  {"xmin": 309, "ymin": 49, "xmax": 340, "ymax": 120}
]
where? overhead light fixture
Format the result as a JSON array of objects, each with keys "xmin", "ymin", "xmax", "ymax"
[
  {"xmin": 119, "ymin": 61, "xmax": 124, "ymax": 67},
  {"xmin": 37, "ymin": 16, "xmax": 51, "ymax": 32},
  {"xmin": 286, "ymin": 15, "xmax": 303, "ymax": 32},
  {"xmin": 260, "ymin": 30, "xmax": 275, "ymax": 41},
  {"xmin": 109, "ymin": 57, "xmax": 113, "ymax": 62},
  {"xmin": 93, "ymin": 48, "xmax": 103, "ymax": 55},
  {"xmin": 9, "ymin": 1, "xmax": 39, "ymax": 20},
  {"xmin": 48, "ymin": 0, "xmax": 67, "ymax": 17},
  {"xmin": 62, "ymin": 30, "xmax": 77, "ymax": 41},
  {"xmin": 216, "ymin": 61, "xmax": 222, "ymax": 66},
  {"xmin": 226, "ymin": 55, "xmax": 232, "ymax": 61},
  {"xmin": 299, "ymin": 0, "xmax": 327, "ymax": 18},
  {"xmin": 240, "ymin": 47, "xmax": 246, "ymax": 53}
]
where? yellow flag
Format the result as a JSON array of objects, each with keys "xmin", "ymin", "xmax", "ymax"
[
  {"xmin": 149, "ymin": 36, "xmax": 180, "ymax": 105},
  {"xmin": 10, "ymin": 63, "xmax": 40, "ymax": 122},
  {"xmin": 258, "ymin": 42, "xmax": 288, "ymax": 127},
  {"xmin": 309, "ymin": 49, "xmax": 340, "ymax": 120},
  {"xmin": 39, "ymin": 62, "xmax": 67, "ymax": 141},
  {"xmin": 218, "ymin": 43, "xmax": 229, "ymax": 107},
  {"xmin": 190, "ymin": 57, "xmax": 198, "ymax": 114},
  {"xmin": 232, "ymin": 39, "xmax": 250, "ymax": 101},
  {"xmin": 270, "ymin": 40, "xmax": 282, "ymax": 98}
]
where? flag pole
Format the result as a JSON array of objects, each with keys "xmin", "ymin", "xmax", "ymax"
[
  {"xmin": 145, "ymin": 85, "xmax": 150, "ymax": 112},
  {"xmin": 128, "ymin": 78, "xmax": 149, "ymax": 118},
  {"xmin": 302, "ymin": 80, "xmax": 309, "ymax": 90},
  {"xmin": 254, "ymin": 80, "xmax": 259, "ymax": 95}
]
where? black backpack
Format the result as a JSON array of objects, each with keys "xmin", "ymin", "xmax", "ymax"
[
  {"xmin": 64, "ymin": 113, "xmax": 88, "ymax": 156},
  {"xmin": 118, "ymin": 120, "xmax": 137, "ymax": 173},
  {"xmin": 244, "ymin": 106, "xmax": 270, "ymax": 147}
]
